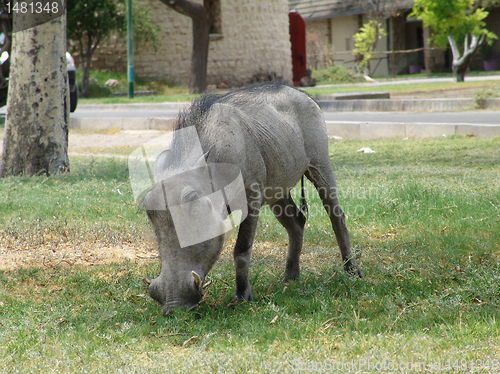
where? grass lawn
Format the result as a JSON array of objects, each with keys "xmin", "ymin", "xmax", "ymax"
[
  {"xmin": 75, "ymin": 67, "xmax": 500, "ymax": 105},
  {"xmin": 304, "ymin": 80, "xmax": 500, "ymax": 97},
  {"xmin": 1, "ymin": 137, "xmax": 499, "ymax": 373},
  {"xmin": 74, "ymin": 68, "xmax": 196, "ymax": 104},
  {"xmin": 78, "ymin": 79, "xmax": 500, "ymax": 106}
]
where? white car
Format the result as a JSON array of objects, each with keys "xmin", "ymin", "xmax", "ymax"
[
  {"xmin": 0, "ymin": 46, "xmax": 78, "ymax": 112},
  {"xmin": 66, "ymin": 52, "xmax": 78, "ymax": 112}
]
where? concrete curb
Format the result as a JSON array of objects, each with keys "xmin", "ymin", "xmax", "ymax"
[
  {"xmin": 318, "ymin": 98, "xmax": 500, "ymax": 112},
  {"xmin": 69, "ymin": 117, "xmax": 176, "ymax": 131},
  {"xmin": 76, "ymin": 102, "xmax": 189, "ymax": 112},
  {"xmin": 316, "ymin": 92, "xmax": 390, "ymax": 100},
  {"xmin": 75, "ymin": 97, "xmax": 500, "ymax": 113},
  {"xmin": 69, "ymin": 117, "xmax": 500, "ymax": 139},
  {"xmin": 326, "ymin": 121, "xmax": 500, "ymax": 139}
]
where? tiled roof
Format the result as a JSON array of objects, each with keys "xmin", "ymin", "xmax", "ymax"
[{"xmin": 289, "ymin": 0, "xmax": 414, "ymax": 21}]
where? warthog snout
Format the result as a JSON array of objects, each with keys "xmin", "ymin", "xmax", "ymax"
[{"xmin": 147, "ymin": 271, "xmax": 208, "ymax": 315}]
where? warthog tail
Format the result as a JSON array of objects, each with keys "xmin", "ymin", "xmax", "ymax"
[{"xmin": 300, "ymin": 176, "xmax": 308, "ymax": 218}]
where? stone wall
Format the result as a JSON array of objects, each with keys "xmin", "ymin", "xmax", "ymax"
[{"xmin": 73, "ymin": 0, "xmax": 292, "ymax": 88}]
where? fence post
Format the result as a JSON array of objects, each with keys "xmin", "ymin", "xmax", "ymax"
[{"xmin": 390, "ymin": 52, "xmax": 396, "ymax": 78}]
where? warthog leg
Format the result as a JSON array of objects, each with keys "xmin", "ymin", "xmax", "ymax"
[
  {"xmin": 270, "ymin": 194, "xmax": 306, "ymax": 282},
  {"xmin": 306, "ymin": 166, "xmax": 362, "ymax": 277},
  {"xmin": 233, "ymin": 205, "xmax": 260, "ymax": 302}
]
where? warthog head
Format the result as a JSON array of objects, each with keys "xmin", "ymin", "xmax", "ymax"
[
  {"xmin": 142, "ymin": 161, "xmax": 246, "ymax": 315},
  {"xmin": 142, "ymin": 168, "xmax": 226, "ymax": 314}
]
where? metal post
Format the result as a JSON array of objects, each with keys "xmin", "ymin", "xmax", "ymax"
[{"xmin": 127, "ymin": 0, "xmax": 134, "ymax": 99}]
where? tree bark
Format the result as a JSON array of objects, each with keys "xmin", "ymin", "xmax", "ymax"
[
  {"xmin": 0, "ymin": 15, "xmax": 69, "ymax": 177},
  {"xmin": 159, "ymin": 0, "xmax": 210, "ymax": 93}
]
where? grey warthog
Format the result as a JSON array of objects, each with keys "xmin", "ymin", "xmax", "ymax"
[{"xmin": 143, "ymin": 82, "xmax": 361, "ymax": 315}]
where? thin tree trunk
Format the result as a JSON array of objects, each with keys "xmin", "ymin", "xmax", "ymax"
[
  {"xmin": 82, "ymin": 35, "xmax": 93, "ymax": 98},
  {"xmin": 80, "ymin": 33, "xmax": 101, "ymax": 98},
  {"xmin": 0, "ymin": 15, "xmax": 69, "ymax": 177}
]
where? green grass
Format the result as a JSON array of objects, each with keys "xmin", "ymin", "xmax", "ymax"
[
  {"xmin": 1, "ymin": 137, "xmax": 499, "ymax": 373},
  {"xmin": 305, "ymin": 80, "xmax": 500, "ymax": 96},
  {"xmin": 0, "ymin": 156, "xmax": 148, "ymax": 244}
]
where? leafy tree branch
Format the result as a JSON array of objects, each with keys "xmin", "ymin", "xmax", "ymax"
[
  {"xmin": 411, "ymin": 0, "xmax": 497, "ymax": 81},
  {"xmin": 67, "ymin": 0, "xmax": 161, "ymax": 97},
  {"xmin": 353, "ymin": 20, "xmax": 387, "ymax": 76}
]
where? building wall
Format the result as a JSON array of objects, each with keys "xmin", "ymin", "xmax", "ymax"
[
  {"xmin": 388, "ymin": 15, "xmax": 426, "ymax": 75},
  {"xmin": 305, "ymin": 19, "xmax": 331, "ymax": 69},
  {"xmin": 207, "ymin": 0, "xmax": 292, "ymax": 86},
  {"xmin": 423, "ymin": 27, "xmax": 449, "ymax": 73},
  {"xmin": 76, "ymin": 0, "xmax": 292, "ymax": 87},
  {"xmin": 304, "ymin": 14, "xmax": 390, "ymax": 77},
  {"xmin": 330, "ymin": 16, "xmax": 361, "ymax": 72},
  {"xmin": 471, "ymin": 6, "xmax": 500, "ymax": 71}
]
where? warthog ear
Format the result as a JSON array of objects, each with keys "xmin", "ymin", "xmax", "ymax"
[{"xmin": 191, "ymin": 271, "xmax": 203, "ymax": 293}]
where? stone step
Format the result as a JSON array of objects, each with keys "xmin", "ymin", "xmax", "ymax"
[{"xmin": 316, "ymin": 92, "xmax": 390, "ymax": 100}]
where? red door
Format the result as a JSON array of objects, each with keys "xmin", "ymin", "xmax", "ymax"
[{"xmin": 289, "ymin": 11, "xmax": 306, "ymax": 87}]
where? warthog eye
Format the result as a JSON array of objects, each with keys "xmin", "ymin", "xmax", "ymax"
[{"xmin": 181, "ymin": 186, "xmax": 199, "ymax": 203}]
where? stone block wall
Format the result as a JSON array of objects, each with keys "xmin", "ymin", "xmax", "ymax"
[
  {"xmin": 207, "ymin": 0, "xmax": 292, "ymax": 86},
  {"xmin": 73, "ymin": 0, "xmax": 292, "ymax": 88}
]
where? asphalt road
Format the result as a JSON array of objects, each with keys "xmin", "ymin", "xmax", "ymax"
[{"xmin": 71, "ymin": 108, "xmax": 500, "ymax": 125}]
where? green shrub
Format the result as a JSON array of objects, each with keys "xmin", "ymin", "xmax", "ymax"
[
  {"xmin": 312, "ymin": 65, "xmax": 366, "ymax": 85},
  {"xmin": 75, "ymin": 68, "xmax": 188, "ymax": 98},
  {"xmin": 472, "ymin": 84, "xmax": 500, "ymax": 109}
]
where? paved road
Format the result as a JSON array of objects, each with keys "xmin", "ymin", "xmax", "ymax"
[{"xmin": 71, "ymin": 108, "xmax": 500, "ymax": 126}]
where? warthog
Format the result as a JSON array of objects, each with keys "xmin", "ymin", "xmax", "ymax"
[{"xmin": 143, "ymin": 82, "xmax": 361, "ymax": 315}]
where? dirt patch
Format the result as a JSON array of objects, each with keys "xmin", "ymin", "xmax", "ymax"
[
  {"xmin": 0, "ymin": 238, "xmax": 159, "ymax": 271},
  {"xmin": 0, "ymin": 129, "xmax": 169, "ymax": 156},
  {"xmin": 0, "ymin": 236, "xmax": 243, "ymax": 271},
  {"xmin": 68, "ymin": 129, "xmax": 169, "ymax": 152}
]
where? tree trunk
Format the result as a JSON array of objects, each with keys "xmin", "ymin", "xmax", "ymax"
[
  {"xmin": 79, "ymin": 33, "xmax": 100, "ymax": 98},
  {"xmin": 190, "ymin": 12, "xmax": 210, "ymax": 93},
  {"xmin": 448, "ymin": 33, "xmax": 485, "ymax": 83},
  {"xmin": 82, "ymin": 47, "xmax": 92, "ymax": 98},
  {"xmin": 160, "ymin": 0, "xmax": 210, "ymax": 93},
  {"xmin": 0, "ymin": 15, "xmax": 69, "ymax": 177},
  {"xmin": 453, "ymin": 58, "xmax": 470, "ymax": 82}
]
